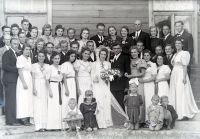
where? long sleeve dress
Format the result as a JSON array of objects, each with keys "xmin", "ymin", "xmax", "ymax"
[
  {"xmin": 16, "ymin": 55, "xmax": 33, "ymax": 119},
  {"xmin": 169, "ymin": 51, "xmax": 199, "ymax": 120},
  {"xmin": 156, "ymin": 65, "xmax": 171, "ymax": 97},
  {"xmin": 32, "ymin": 63, "xmax": 49, "ymax": 130},
  {"xmin": 46, "ymin": 65, "xmax": 63, "ymax": 129}
]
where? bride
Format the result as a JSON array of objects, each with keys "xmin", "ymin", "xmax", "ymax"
[{"xmin": 91, "ymin": 47, "xmax": 128, "ymax": 128}]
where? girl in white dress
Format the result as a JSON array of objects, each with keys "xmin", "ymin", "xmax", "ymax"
[
  {"xmin": 46, "ymin": 52, "xmax": 63, "ymax": 130},
  {"xmin": 32, "ymin": 51, "xmax": 49, "ymax": 131},
  {"xmin": 169, "ymin": 38, "xmax": 199, "ymax": 120},
  {"xmin": 139, "ymin": 50, "xmax": 157, "ymax": 120},
  {"xmin": 78, "ymin": 27, "xmax": 90, "ymax": 52},
  {"xmin": 155, "ymin": 54, "xmax": 171, "ymax": 97},
  {"xmin": 92, "ymin": 48, "xmax": 128, "ymax": 128},
  {"xmin": 61, "ymin": 50, "xmax": 77, "ymax": 124},
  {"xmin": 16, "ymin": 45, "xmax": 33, "ymax": 125},
  {"xmin": 74, "ymin": 47, "xmax": 92, "ymax": 106}
]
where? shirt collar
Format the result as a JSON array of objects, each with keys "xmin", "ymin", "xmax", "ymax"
[
  {"xmin": 164, "ymin": 33, "xmax": 170, "ymax": 39},
  {"xmin": 178, "ymin": 30, "xmax": 184, "ymax": 35},
  {"xmin": 136, "ymin": 30, "xmax": 141, "ymax": 35},
  {"xmin": 114, "ymin": 53, "xmax": 121, "ymax": 60}
]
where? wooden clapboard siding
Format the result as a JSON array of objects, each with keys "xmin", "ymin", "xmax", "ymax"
[{"xmin": 52, "ymin": 0, "xmax": 149, "ymax": 37}]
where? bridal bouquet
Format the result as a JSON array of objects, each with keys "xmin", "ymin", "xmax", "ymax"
[{"xmin": 100, "ymin": 69, "xmax": 121, "ymax": 84}]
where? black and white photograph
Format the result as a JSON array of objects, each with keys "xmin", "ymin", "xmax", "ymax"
[{"xmin": 0, "ymin": 0, "xmax": 200, "ymax": 139}]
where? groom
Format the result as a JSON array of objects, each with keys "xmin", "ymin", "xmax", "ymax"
[{"xmin": 110, "ymin": 43, "xmax": 130, "ymax": 109}]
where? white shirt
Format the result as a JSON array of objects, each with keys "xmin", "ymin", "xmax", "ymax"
[
  {"xmin": 135, "ymin": 30, "xmax": 141, "ymax": 38},
  {"xmin": 164, "ymin": 33, "xmax": 170, "ymax": 40},
  {"xmin": 98, "ymin": 35, "xmax": 104, "ymax": 41},
  {"xmin": 177, "ymin": 30, "xmax": 184, "ymax": 36},
  {"xmin": 90, "ymin": 52, "xmax": 95, "ymax": 61},
  {"xmin": 47, "ymin": 54, "xmax": 51, "ymax": 61},
  {"xmin": 5, "ymin": 45, "xmax": 10, "ymax": 50}
]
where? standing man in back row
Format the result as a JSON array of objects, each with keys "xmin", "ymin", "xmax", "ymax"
[{"xmin": 129, "ymin": 20, "xmax": 151, "ymax": 51}]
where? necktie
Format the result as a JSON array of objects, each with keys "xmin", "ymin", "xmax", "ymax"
[{"xmin": 136, "ymin": 32, "xmax": 139, "ymax": 40}]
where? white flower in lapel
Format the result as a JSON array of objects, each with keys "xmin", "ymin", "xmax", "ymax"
[{"xmin": 110, "ymin": 59, "xmax": 115, "ymax": 63}]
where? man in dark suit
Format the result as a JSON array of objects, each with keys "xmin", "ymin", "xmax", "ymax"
[
  {"xmin": 0, "ymin": 26, "xmax": 11, "ymax": 48},
  {"xmin": 162, "ymin": 25, "xmax": 174, "ymax": 47},
  {"xmin": 59, "ymin": 40, "xmax": 68, "ymax": 65},
  {"xmin": 67, "ymin": 28, "xmax": 78, "ymax": 44},
  {"xmin": 44, "ymin": 42, "xmax": 54, "ymax": 65},
  {"xmin": 174, "ymin": 21, "xmax": 193, "ymax": 58},
  {"xmin": 164, "ymin": 44, "xmax": 174, "ymax": 70},
  {"xmin": 20, "ymin": 19, "xmax": 31, "ymax": 38},
  {"xmin": 87, "ymin": 40, "xmax": 96, "ymax": 62},
  {"xmin": 90, "ymin": 23, "xmax": 106, "ymax": 48},
  {"xmin": 129, "ymin": 20, "xmax": 151, "ymax": 50},
  {"xmin": 18, "ymin": 32, "xmax": 26, "ymax": 53},
  {"xmin": 2, "ymin": 38, "xmax": 20, "ymax": 125},
  {"xmin": 110, "ymin": 43, "xmax": 130, "ymax": 109}
]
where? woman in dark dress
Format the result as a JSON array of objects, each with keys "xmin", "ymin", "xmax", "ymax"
[
  {"xmin": 120, "ymin": 26, "xmax": 135, "ymax": 56},
  {"xmin": 80, "ymin": 90, "xmax": 98, "ymax": 132},
  {"xmin": 149, "ymin": 26, "xmax": 163, "ymax": 55}
]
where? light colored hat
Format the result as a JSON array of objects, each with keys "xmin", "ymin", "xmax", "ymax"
[{"xmin": 129, "ymin": 78, "xmax": 139, "ymax": 86}]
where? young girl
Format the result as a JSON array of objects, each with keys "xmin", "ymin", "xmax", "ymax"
[
  {"xmin": 146, "ymin": 95, "xmax": 164, "ymax": 131},
  {"xmin": 80, "ymin": 90, "xmax": 98, "ymax": 132},
  {"xmin": 124, "ymin": 79, "xmax": 143, "ymax": 130},
  {"xmin": 63, "ymin": 98, "xmax": 83, "ymax": 131}
]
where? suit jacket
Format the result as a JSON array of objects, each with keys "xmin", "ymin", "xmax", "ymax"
[
  {"xmin": 90, "ymin": 35, "xmax": 106, "ymax": 48},
  {"xmin": 2, "ymin": 49, "xmax": 18, "ymax": 83},
  {"xmin": 121, "ymin": 37, "xmax": 135, "ymax": 56},
  {"xmin": 44, "ymin": 54, "xmax": 53, "ymax": 65},
  {"xmin": 0, "ymin": 46, "xmax": 9, "ymax": 68},
  {"xmin": 0, "ymin": 37, "xmax": 4, "ymax": 48},
  {"xmin": 60, "ymin": 52, "xmax": 67, "ymax": 65},
  {"xmin": 129, "ymin": 30, "xmax": 151, "ymax": 50},
  {"xmin": 110, "ymin": 53, "xmax": 130, "ymax": 91},
  {"xmin": 150, "ymin": 37, "xmax": 163, "ymax": 54},
  {"xmin": 163, "ymin": 54, "xmax": 174, "ymax": 70},
  {"xmin": 163, "ymin": 34, "xmax": 174, "ymax": 47},
  {"xmin": 174, "ymin": 30, "xmax": 193, "ymax": 57},
  {"xmin": 88, "ymin": 52, "xmax": 96, "ymax": 62}
]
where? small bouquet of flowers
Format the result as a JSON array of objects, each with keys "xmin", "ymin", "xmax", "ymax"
[{"xmin": 100, "ymin": 69, "xmax": 121, "ymax": 84}]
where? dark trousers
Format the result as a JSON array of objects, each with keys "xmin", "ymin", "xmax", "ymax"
[
  {"xmin": 4, "ymin": 82, "xmax": 18, "ymax": 124},
  {"xmin": 111, "ymin": 90, "xmax": 127, "ymax": 110}
]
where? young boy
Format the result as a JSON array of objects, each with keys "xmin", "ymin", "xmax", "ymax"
[
  {"xmin": 146, "ymin": 95, "xmax": 164, "ymax": 131},
  {"xmin": 63, "ymin": 98, "xmax": 83, "ymax": 131},
  {"xmin": 160, "ymin": 96, "xmax": 178, "ymax": 129}
]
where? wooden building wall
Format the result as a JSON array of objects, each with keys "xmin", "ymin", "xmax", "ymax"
[{"xmin": 52, "ymin": 0, "xmax": 149, "ymax": 38}]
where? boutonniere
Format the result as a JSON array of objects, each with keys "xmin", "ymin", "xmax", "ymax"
[
  {"xmin": 122, "ymin": 41, "xmax": 126, "ymax": 44},
  {"xmin": 110, "ymin": 59, "xmax": 115, "ymax": 63},
  {"xmin": 98, "ymin": 41, "xmax": 102, "ymax": 43}
]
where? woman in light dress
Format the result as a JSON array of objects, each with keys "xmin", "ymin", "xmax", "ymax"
[
  {"xmin": 61, "ymin": 50, "xmax": 77, "ymax": 121},
  {"xmin": 46, "ymin": 52, "xmax": 63, "ymax": 130},
  {"xmin": 155, "ymin": 54, "xmax": 171, "ymax": 97},
  {"xmin": 40, "ymin": 24, "xmax": 54, "ymax": 44},
  {"xmin": 125, "ymin": 47, "xmax": 146, "ymax": 124},
  {"xmin": 78, "ymin": 27, "xmax": 90, "ymax": 52},
  {"xmin": 32, "ymin": 51, "xmax": 49, "ymax": 131},
  {"xmin": 74, "ymin": 47, "xmax": 92, "ymax": 106},
  {"xmin": 139, "ymin": 49, "xmax": 157, "ymax": 119},
  {"xmin": 16, "ymin": 45, "xmax": 33, "ymax": 125},
  {"xmin": 92, "ymin": 48, "xmax": 128, "ymax": 128},
  {"xmin": 169, "ymin": 38, "xmax": 199, "ymax": 120}
]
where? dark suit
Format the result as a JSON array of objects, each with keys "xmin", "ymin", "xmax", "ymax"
[
  {"xmin": 44, "ymin": 54, "xmax": 53, "ymax": 65},
  {"xmin": 150, "ymin": 37, "xmax": 163, "ymax": 54},
  {"xmin": 121, "ymin": 37, "xmax": 135, "ymax": 56},
  {"xmin": 88, "ymin": 52, "xmax": 96, "ymax": 62},
  {"xmin": 129, "ymin": 30, "xmax": 151, "ymax": 50},
  {"xmin": 60, "ymin": 52, "xmax": 67, "ymax": 65},
  {"xmin": 110, "ymin": 53, "xmax": 130, "ymax": 109},
  {"xmin": 174, "ymin": 30, "xmax": 193, "ymax": 58},
  {"xmin": 90, "ymin": 35, "xmax": 106, "ymax": 48},
  {"xmin": 164, "ymin": 54, "xmax": 174, "ymax": 70},
  {"xmin": 0, "ymin": 36, "xmax": 4, "ymax": 48},
  {"xmin": 163, "ymin": 34, "xmax": 174, "ymax": 47},
  {"xmin": 2, "ymin": 49, "xmax": 18, "ymax": 124}
]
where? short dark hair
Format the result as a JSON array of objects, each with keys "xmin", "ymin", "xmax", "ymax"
[
  {"xmin": 21, "ymin": 19, "xmax": 29, "ymax": 24},
  {"xmin": 143, "ymin": 49, "xmax": 152, "ymax": 56},
  {"xmin": 175, "ymin": 20, "xmax": 184, "ymax": 25},
  {"xmin": 70, "ymin": 41, "xmax": 79, "ymax": 48},
  {"xmin": 10, "ymin": 38, "xmax": 19, "ymax": 43},
  {"xmin": 22, "ymin": 44, "xmax": 31, "ymax": 52},
  {"xmin": 67, "ymin": 28, "xmax": 76, "ymax": 34},
  {"xmin": 136, "ymin": 40, "xmax": 144, "ymax": 45},
  {"xmin": 51, "ymin": 51, "xmax": 61, "ymax": 60},
  {"xmin": 1, "ymin": 25, "xmax": 10, "ymax": 31},
  {"xmin": 96, "ymin": 23, "xmax": 105, "ymax": 29},
  {"xmin": 11, "ymin": 24, "xmax": 20, "ymax": 36}
]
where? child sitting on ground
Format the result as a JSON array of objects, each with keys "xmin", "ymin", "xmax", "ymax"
[
  {"xmin": 146, "ymin": 95, "xmax": 164, "ymax": 131},
  {"xmin": 63, "ymin": 98, "xmax": 83, "ymax": 131},
  {"xmin": 160, "ymin": 96, "xmax": 178, "ymax": 129},
  {"xmin": 124, "ymin": 79, "xmax": 143, "ymax": 130},
  {"xmin": 80, "ymin": 90, "xmax": 98, "ymax": 132}
]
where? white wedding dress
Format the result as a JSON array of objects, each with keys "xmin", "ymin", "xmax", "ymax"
[{"xmin": 91, "ymin": 60, "xmax": 128, "ymax": 128}]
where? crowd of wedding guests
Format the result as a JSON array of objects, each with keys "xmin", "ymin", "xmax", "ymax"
[{"xmin": 0, "ymin": 18, "xmax": 199, "ymax": 132}]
